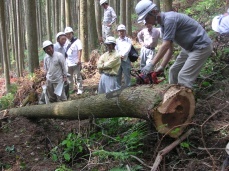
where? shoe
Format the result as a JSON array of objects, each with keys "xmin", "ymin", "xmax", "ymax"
[{"xmin": 77, "ymin": 89, "xmax": 83, "ymax": 95}]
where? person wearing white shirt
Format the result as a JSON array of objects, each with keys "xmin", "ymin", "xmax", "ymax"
[
  {"xmin": 137, "ymin": 22, "xmax": 160, "ymax": 69},
  {"xmin": 64, "ymin": 27, "xmax": 83, "ymax": 95},
  {"xmin": 115, "ymin": 24, "xmax": 132, "ymax": 87},
  {"xmin": 100, "ymin": 0, "xmax": 117, "ymax": 41},
  {"xmin": 54, "ymin": 32, "xmax": 68, "ymax": 72}
]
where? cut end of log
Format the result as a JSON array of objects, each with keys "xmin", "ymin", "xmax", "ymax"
[{"xmin": 153, "ymin": 85, "xmax": 195, "ymax": 138}]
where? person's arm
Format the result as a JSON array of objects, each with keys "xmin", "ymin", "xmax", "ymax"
[
  {"xmin": 156, "ymin": 44, "xmax": 173, "ymax": 72},
  {"xmin": 108, "ymin": 8, "xmax": 117, "ymax": 26},
  {"xmin": 78, "ymin": 49, "xmax": 82, "ymax": 64},
  {"xmin": 152, "ymin": 40, "xmax": 172, "ymax": 66},
  {"xmin": 137, "ymin": 30, "xmax": 144, "ymax": 46},
  {"xmin": 59, "ymin": 54, "xmax": 68, "ymax": 82},
  {"xmin": 103, "ymin": 53, "xmax": 120, "ymax": 69}
]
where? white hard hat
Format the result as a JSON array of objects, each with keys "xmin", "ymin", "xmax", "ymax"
[
  {"xmin": 226, "ymin": 142, "xmax": 229, "ymax": 155},
  {"xmin": 100, "ymin": 0, "xmax": 107, "ymax": 5},
  {"xmin": 104, "ymin": 36, "xmax": 116, "ymax": 44},
  {"xmin": 42, "ymin": 40, "xmax": 53, "ymax": 49},
  {"xmin": 64, "ymin": 27, "xmax": 73, "ymax": 34},
  {"xmin": 135, "ymin": 0, "xmax": 157, "ymax": 23},
  {"xmin": 117, "ymin": 24, "xmax": 126, "ymax": 31},
  {"xmin": 56, "ymin": 32, "xmax": 66, "ymax": 39}
]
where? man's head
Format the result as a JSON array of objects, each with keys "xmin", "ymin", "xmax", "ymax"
[
  {"xmin": 135, "ymin": 0, "xmax": 159, "ymax": 25},
  {"xmin": 145, "ymin": 22, "xmax": 153, "ymax": 31},
  {"xmin": 56, "ymin": 32, "xmax": 66, "ymax": 47},
  {"xmin": 100, "ymin": 0, "xmax": 108, "ymax": 9},
  {"xmin": 104, "ymin": 36, "xmax": 116, "ymax": 52},
  {"xmin": 64, "ymin": 27, "xmax": 74, "ymax": 40},
  {"xmin": 117, "ymin": 24, "xmax": 126, "ymax": 38},
  {"xmin": 43, "ymin": 40, "xmax": 54, "ymax": 56}
]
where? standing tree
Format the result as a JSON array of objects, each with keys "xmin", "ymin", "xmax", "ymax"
[
  {"xmin": 79, "ymin": 0, "xmax": 89, "ymax": 61},
  {"xmin": 88, "ymin": 0, "xmax": 98, "ymax": 52},
  {"xmin": 94, "ymin": 0, "xmax": 102, "ymax": 41},
  {"xmin": 46, "ymin": 0, "xmax": 52, "ymax": 41},
  {"xmin": 120, "ymin": 0, "xmax": 126, "ymax": 26},
  {"xmin": 0, "ymin": 0, "xmax": 10, "ymax": 92},
  {"xmin": 153, "ymin": 0, "xmax": 161, "ymax": 11},
  {"xmin": 126, "ymin": 0, "xmax": 132, "ymax": 36},
  {"xmin": 65, "ymin": 0, "xmax": 71, "ymax": 27},
  {"xmin": 163, "ymin": 0, "xmax": 173, "ymax": 12},
  {"xmin": 25, "ymin": 0, "xmax": 39, "ymax": 72}
]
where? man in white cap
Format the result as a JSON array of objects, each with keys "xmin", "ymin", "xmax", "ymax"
[
  {"xmin": 64, "ymin": 26, "xmax": 83, "ymax": 95},
  {"xmin": 135, "ymin": 0, "xmax": 212, "ymax": 88},
  {"xmin": 54, "ymin": 32, "xmax": 67, "ymax": 57},
  {"xmin": 43, "ymin": 40, "xmax": 67, "ymax": 102},
  {"xmin": 100, "ymin": 0, "xmax": 117, "ymax": 41},
  {"xmin": 137, "ymin": 21, "xmax": 160, "ymax": 69},
  {"xmin": 97, "ymin": 36, "xmax": 121, "ymax": 94},
  {"xmin": 115, "ymin": 24, "xmax": 132, "ymax": 87}
]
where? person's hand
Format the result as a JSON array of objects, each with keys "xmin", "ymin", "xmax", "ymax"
[
  {"xmin": 141, "ymin": 63, "xmax": 154, "ymax": 75},
  {"xmin": 155, "ymin": 66, "xmax": 164, "ymax": 72}
]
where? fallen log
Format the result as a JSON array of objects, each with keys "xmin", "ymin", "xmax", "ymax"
[{"xmin": 1, "ymin": 84, "xmax": 195, "ymax": 138}]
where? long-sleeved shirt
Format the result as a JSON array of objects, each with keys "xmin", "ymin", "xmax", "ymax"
[
  {"xmin": 137, "ymin": 27, "xmax": 160, "ymax": 49},
  {"xmin": 54, "ymin": 42, "xmax": 66, "ymax": 57},
  {"xmin": 97, "ymin": 50, "xmax": 121, "ymax": 75},
  {"xmin": 103, "ymin": 6, "xmax": 117, "ymax": 25},
  {"xmin": 115, "ymin": 37, "xmax": 132, "ymax": 61},
  {"xmin": 44, "ymin": 51, "xmax": 67, "ymax": 83}
]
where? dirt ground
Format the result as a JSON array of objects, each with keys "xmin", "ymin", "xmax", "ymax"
[{"xmin": 0, "ymin": 72, "xmax": 229, "ymax": 171}]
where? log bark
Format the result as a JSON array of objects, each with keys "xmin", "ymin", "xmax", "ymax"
[{"xmin": 1, "ymin": 85, "xmax": 195, "ymax": 138}]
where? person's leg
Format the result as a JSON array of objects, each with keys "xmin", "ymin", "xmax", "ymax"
[
  {"xmin": 98, "ymin": 74, "xmax": 106, "ymax": 94},
  {"xmin": 46, "ymin": 80, "xmax": 57, "ymax": 103},
  {"xmin": 106, "ymin": 76, "xmax": 119, "ymax": 93},
  {"xmin": 116, "ymin": 65, "xmax": 123, "ymax": 88},
  {"xmin": 68, "ymin": 66, "xmax": 74, "ymax": 90},
  {"xmin": 178, "ymin": 44, "xmax": 213, "ymax": 88},
  {"xmin": 122, "ymin": 61, "xmax": 131, "ymax": 86},
  {"xmin": 169, "ymin": 49, "xmax": 189, "ymax": 85},
  {"xmin": 140, "ymin": 47, "xmax": 152, "ymax": 69},
  {"xmin": 74, "ymin": 64, "xmax": 83, "ymax": 93}
]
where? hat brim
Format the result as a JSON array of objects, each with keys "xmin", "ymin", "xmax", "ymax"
[{"xmin": 137, "ymin": 14, "xmax": 147, "ymax": 23}]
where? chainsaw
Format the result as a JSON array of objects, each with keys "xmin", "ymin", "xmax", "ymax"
[{"xmin": 105, "ymin": 69, "xmax": 165, "ymax": 99}]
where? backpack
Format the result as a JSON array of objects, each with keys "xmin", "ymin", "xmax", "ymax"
[{"xmin": 128, "ymin": 45, "xmax": 139, "ymax": 62}]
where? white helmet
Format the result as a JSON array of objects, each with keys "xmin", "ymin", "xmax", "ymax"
[
  {"xmin": 135, "ymin": 0, "xmax": 157, "ymax": 23},
  {"xmin": 56, "ymin": 32, "xmax": 66, "ymax": 39},
  {"xmin": 117, "ymin": 24, "xmax": 126, "ymax": 31},
  {"xmin": 104, "ymin": 36, "xmax": 116, "ymax": 44},
  {"xmin": 42, "ymin": 40, "xmax": 53, "ymax": 49},
  {"xmin": 100, "ymin": 0, "xmax": 107, "ymax": 5},
  {"xmin": 64, "ymin": 27, "xmax": 73, "ymax": 34}
]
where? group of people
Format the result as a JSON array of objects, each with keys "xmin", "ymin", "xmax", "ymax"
[
  {"xmin": 42, "ymin": 27, "xmax": 83, "ymax": 103},
  {"xmin": 42, "ymin": 0, "xmax": 213, "ymax": 103}
]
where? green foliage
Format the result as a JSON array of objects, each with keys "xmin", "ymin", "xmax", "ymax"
[
  {"xmin": 0, "ymin": 93, "xmax": 15, "ymax": 110},
  {"xmin": 5, "ymin": 145, "xmax": 15, "ymax": 153},
  {"xmin": 55, "ymin": 165, "xmax": 72, "ymax": 171},
  {"xmin": 51, "ymin": 133, "xmax": 87, "ymax": 163}
]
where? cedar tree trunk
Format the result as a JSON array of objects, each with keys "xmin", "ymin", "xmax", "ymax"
[{"xmin": 2, "ymin": 85, "xmax": 195, "ymax": 138}]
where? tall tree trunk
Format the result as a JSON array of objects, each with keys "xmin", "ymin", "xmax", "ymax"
[
  {"xmin": 0, "ymin": 0, "xmax": 10, "ymax": 92},
  {"xmin": 120, "ymin": 0, "xmax": 126, "ymax": 25},
  {"xmin": 88, "ymin": 0, "xmax": 98, "ymax": 51},
  {"xmin": 4, "ymin": 85, "xmax": 195, "ymax": 138},
  {"xmin": 60, "ymin": 0, "xmax": 65, "ymax": 31},
  {"xmin": 79, "ymin": 0, "xmax": 89, "ymax": 62},
  {"xmin": 25, "ymin": 0, "xmax": 39, "ymax": 72},
  {"xmin": 126, "ymin": 0, "xmax": 132, "ymax": 37},
  {"xmin": 16, "ymin": 0, "xmax": 23, "ymax": 76},
  {"xmin": 153, "ymin": 0, "xmax": 161, "ymax": 11},
  {"xmin": 46, "ymin": 0, "xmax": 52, "ymax": 41},
  {"xmin": 11, "ymin": 0, "xmax": 20, "ymax": 76},
  {"xmin": 114, "ymin": 0, "xmax": 120, "ymax": 24},
  {"xmin": 94, "ymin": 0, "xmax": 102, "ymax": 41},
  {"xmin": 65, "ymin": 0, "xmax": 71, "ymax": 26},
  {"xmin": 37, "ymin": 0, "xmax": 43, "ymax": 47}
]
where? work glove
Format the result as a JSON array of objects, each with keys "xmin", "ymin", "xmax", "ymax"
[{"xmin": 141, "ymin": 63, "xmax": 154, "ymax": 75}]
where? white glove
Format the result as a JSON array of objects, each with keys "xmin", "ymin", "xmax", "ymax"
[{"xmin": 141, "ymin": 63, "xmax": 154, "ymax": 75}]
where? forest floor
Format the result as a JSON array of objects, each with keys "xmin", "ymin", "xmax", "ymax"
[{"xmin": 0, "ymin": 63, "xmax": 229, "ymax": 170}]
